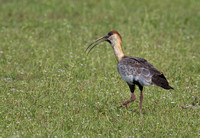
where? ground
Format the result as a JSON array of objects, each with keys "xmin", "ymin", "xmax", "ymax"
[{"xmin": 0, "ymin": 0, "xmax": 200, "ymax": 137}]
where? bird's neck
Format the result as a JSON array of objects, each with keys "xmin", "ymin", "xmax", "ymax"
[{"xmin": 111, "ymin": 40, "xmax": 125, "ymax": 62}]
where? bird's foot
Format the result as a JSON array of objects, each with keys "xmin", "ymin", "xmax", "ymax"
[
  {"xmin": 118, "ymin": 98, "xmax": 136, "ymax": 109},
  {"xmin": 118, "ymin": 104, "xmax": 128, "ymax": 109}
]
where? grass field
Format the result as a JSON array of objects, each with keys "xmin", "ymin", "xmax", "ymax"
[{"xmin": 0, "ymin": 0, "xmax": 200, "ymax": 137}]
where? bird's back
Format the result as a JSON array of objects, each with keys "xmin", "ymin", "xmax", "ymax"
[{"xmin": 117, "ymin": 56, "xmax": 173, "ymax": 89}]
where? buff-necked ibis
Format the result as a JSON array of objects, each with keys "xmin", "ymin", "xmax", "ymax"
[{"xmin": 86, "ymin": 31, "xmax": 173, "ymax": 111}]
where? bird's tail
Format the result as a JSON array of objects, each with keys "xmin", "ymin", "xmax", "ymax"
[{"xmin": 152, "ymin": 74, "xmax": 174, "ymax": 90}]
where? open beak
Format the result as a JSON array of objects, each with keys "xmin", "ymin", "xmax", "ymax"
[{"xmin": 85, "ymin": 35, "xmax": 108, "ymax": 55}]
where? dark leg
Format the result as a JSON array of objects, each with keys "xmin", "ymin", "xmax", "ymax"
[
  {"xmin": 119, "ymin": 84, "xmax": 136, "ymax": 108},
  {"xmin": 138, "ymin": 84, "xmax": 143, "ymax": 111}
]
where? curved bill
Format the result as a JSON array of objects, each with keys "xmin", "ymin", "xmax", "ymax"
[{"xmin": 85, "ymin": 35, "xmax": 108, "ymax": 55}]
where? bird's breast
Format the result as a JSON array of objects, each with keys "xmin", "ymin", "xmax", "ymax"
[{"xmin": 117, "ymin": 64, "xmax": 137, "ymax": 85}]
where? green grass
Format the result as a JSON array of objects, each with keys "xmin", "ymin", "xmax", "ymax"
[{"xmin": 0, "ymin": 0, "xmax": 200, "ymax": 137}]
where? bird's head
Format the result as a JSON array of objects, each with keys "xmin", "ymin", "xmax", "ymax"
[{"xmin": 86, "ymin": 31, "xmax": 122, "ymax": 55}]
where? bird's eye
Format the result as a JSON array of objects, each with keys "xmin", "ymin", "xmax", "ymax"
[{"xmin": 108, "ymin": 32, "xmax": 113, "ymax": 36}]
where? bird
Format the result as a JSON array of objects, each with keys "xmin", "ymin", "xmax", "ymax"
[{"xmin": 86, "ymin": 31, "xmax": 173, "ymax": 111}]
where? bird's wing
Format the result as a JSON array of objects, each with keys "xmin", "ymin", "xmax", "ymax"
[
  {"xmin": 118, "ymin": 57, "xmax": 162, "ymax": 86},
  {"xmin": 128, "ymin": 57, "xmax": 161, "ymax": 74},
  {"xmin": 118, "ymin": 57, "xmax": 173, "ymax": 89}
]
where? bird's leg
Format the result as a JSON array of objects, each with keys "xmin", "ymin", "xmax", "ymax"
[
  {"xmin": 140, "ymin": 90, "xmax": 143, "ymax": 110},
  {"xmin": 119, "ymin": 84, "xmax": 135, "ymax": 108},
  {"xmin": 138, "ymin": 85, "xmax": 143, "ymax": 113},
  {"xmin": 119, "ymin": 92, "xmax": 136, "ymax": 108}
]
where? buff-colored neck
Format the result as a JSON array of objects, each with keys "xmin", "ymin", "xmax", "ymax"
[{"xmin": 111, "ymin": 39, "xmax": 125, "ymax": 62}]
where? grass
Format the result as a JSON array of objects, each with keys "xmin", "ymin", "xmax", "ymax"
[{"xmin": 0, "ymin": 0, "xmax": 200, "ymax": 137}]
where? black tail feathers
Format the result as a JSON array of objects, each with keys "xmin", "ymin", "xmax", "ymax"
[
  {"xmin": 163, "ymin": 85, "xmax": 174, "ymax": 90},
  {"xmin": 152, "ymin": 74, "xmax": 174, "ymax": 90}
]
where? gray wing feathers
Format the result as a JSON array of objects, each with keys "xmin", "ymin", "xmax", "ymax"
[{"xmin": 118, "ymin": 57, "xmax": 162, "ymax": 86}]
